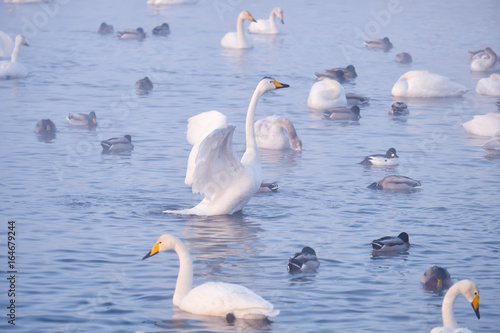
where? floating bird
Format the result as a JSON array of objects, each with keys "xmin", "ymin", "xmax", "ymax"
[
  {"xmin": 371, "ymin": 232, "xmax": 410, "ymax": 253},
  {"xmin": 364, "ymin": 37, "xmax": 393, "ymax": 51},
  {"xmin": 248, "ymin": 7, "xmax": 283, "ymax": 34},
  {"xmin": 314, "ymin": 69, "xmax": 346, "ymax": 83},
  {"xmin": 221, "ymin": 10, "xmax": 256, "ymax": 49},
  {"xmin": 258, "ymin": 182, "xmax": 279, "ymax": 192},
  {"xmin": 368, "ymin": 175, "xmax": 421, "ymax": 191},
  {"xmin": 163, "ymin": 77, "xmax": 289, "ymax": 216},
  {"xmin": 469, "ymin": 47, "xmax": 497, "ymax": 72},
  {"xmin": 135, "ymin": 76, "xmax": 153, "ymax": 91},
  {"xmin": 430, "ymin": 280, "xmax": 480, "ymax": 333},
  {"xmin": 34, "ymin": 119, "xmax": 57, "ymax": 141},
  {"xmin": 308, "ymin": 78, "xmax": 347, "ymax": 110},
  {"xmin": 117, "ymin": 27, "xmax": 146, "ymax": 40},
  {"xmin": 66, "ymin": 111, "xmax": 97, "ymax": 129},
  {"xmin": 421, "ymin": 266, "xmax": 452, "ymax": 292},
  {"xmin": 287, "ymin": 246, "xmax": 320, "ymax": 274},
  {"xmin": 395, "ymin": 52, "xmax": 412, "ymax": 63},
  {"xmin": 475, "ymin": 73, "xmax": 500, "ymax": 97},
  {"xmin": 101, "ymin": 135, "xmax": 134, "ymax": 153},
  {"xmin": 0, "ymin": 35, "xmax": 29, "ymax": 80},
  {"xmin": 323, "ymin": 106, "xmax": 361, "ymax": 120},
  {"xmin": 391, "ymin": 71, "xmax": 468, "ymax": 98},
  {"xmin": 254, "ymin": 115, "xmax": 302, "ymax": 151},
  {"xmin": 346, "ymin": 93, "xmax": 369, "ymax": 106},
  {"xmin": 388, "ymin": 102, "xmax": 409, "ymax": 115},
  {"xmin": 152, "ymin": 23, "xmax": 170, "ymax": 36},
  {"xmin": 482, "ymin": 136, "xmax": 500, "ymax": 155},
  {"xmin": 462, "ymin": 113, "xmax": 500, "ymax": 137},
  {"xmin": 98, "ymin": 22, "xmax": 114, "ymax": 35},
  {"xmin": 359, "ymin": 148, "xmax": 399, "ymax": 166},
  {"xmin": 142, "ymin": 234, "xmax": 279, "ymax": 320}
]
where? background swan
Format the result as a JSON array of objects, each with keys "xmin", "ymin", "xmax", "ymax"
[
  {"xmin": 430, "ymin": 279, "xmax": 480, "ymax": 333},
  {"xmin": 143, "ymin": 234, "xmax": 279, "ymax": 319},
  {"xmin": 164, "ymin": 77, "xmax": 289, "ymax": 216},
  {"xmin": 254, "ymin": 115, "xmax": 302, "ymax": 151},
  {"xmin": 221, "ymin": 10, "xmax": 256, "ymax": 49},
  {"xmin": 308, "ymin": 78, "xmax": 347, "ymax": 110},
  {"xmin": 391, "ymin": 71, "xmax": 468, "ymax": 98},
  {"xmin": 248, "ymin": 8, "xmax": 283, "ymax": 34},
  {"xmin": 462, "ymin": 113, "xmax": 500, "ymax": 137},
  {"xmin": 469, "ymin": 47, "xmax": 497, "ymax": 72},
  {"xmin": 0, "ymin": 34, "xmax": 28, "ymax": 80},
  {"xmin": 475, "ymin": 73, "xmax": 500, "ymax": 97}
]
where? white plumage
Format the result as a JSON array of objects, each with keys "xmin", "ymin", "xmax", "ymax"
[
  {"xmin": 221, "ymin": 11, "xmax": 256, "ymax": 49},
  {"xmin": 254, "ymin": 115, "xmax": 302, "ymax": 151},
  {"xmin": 307, "ymin": 78, "xmax": 347, "ymax": 110},
  {"xmin": 248, "ymin": 8, "xmax": 284, "ymax": 35},
  {"xmin": 391, "ymin": 71, "xmax": 468, "ymax": 98},
  {"xmin": 462, "ymin": 113, "xmax": 500, "ymax": 137},
  {"xmin": 475, "ymin": 73, "xmax": 500, "ymax": 97},
  {"xmin": 0, "ymin": 35, "xmax": 29, "ymax": 80}
]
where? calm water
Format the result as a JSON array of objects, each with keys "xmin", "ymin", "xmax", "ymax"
[{"xmin": 1, "ymin": 0, "xmax": 499, "ymax": 332}]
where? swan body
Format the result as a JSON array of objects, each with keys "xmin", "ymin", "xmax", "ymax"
[
  {"xmin": 475, "ymin": 73, "xmax": 500, "ymax": 97},
  {"xmin": 430, "ymin": 280, "xmax": 480, "ymax": 333},
  {"xmin": 0, "ymin": 34, "xmax": 29, "ymax": 80},
  {"xmin": 66, "ymin": 111, "xmax": 97, "ymax": 128},
  {"xmin": 254, "ymin": 115, "xmax": 302, "ymax": 151},
  {"xmin": 143, "ymin": 234, "xmax": 279, "ymax": 319},
  {"xmin": 359, "ymin": 148, "xmax": 399, "ymax": 166},
  {"xmin": 395, "ymin": 52, "xmax": 413, "ymax": 63},
  {"xmin": 98, "ymin": 22, "xmax": 114, "ymax": 35},
  {"xmin": 392, "ymin": 71, "xmax": 468, "ymax": 98},
  {"xmin": 469, "ymin": 47, "xmax": 497, "ymax": 72},
  {"xmin": 308, "ymin": 78, "xmax": 347, "ymax": 110},
  {"xmin": 287, "ymin": 246, "xmax": 320, "ymax": 274},
  {"xmin": 152, "ymin": 23, "xmax": 170, "ymax": 35},
  {"xmin": 323, "ymin": 106, "xmax": 361, "ymax": 120},
  {"xmin": 388, "ymin": 102, "xmax": 409, "ymax": 115},
  {"xmin": 364, "ymin": 37, "xmax": 392, "ymax": 51},
  {"xmin": 368, "ymin": 175, "xmax": 421, "ymax": 191},
  {"xmin": 482, "ymin": 136, "xmax": 500, "ymax": 154},
  {"xmin": 135, "ymin": 76, "xmax": 153, "ymax": 90},
  {"xmin": 221, "ymin": 11, "xmax": 256, "ymax": 49},
  {"xmin": 117, "ymin": 28, "xmax": 145, "ymax": 40},
  {"xmin": 421, "ymin": 266, "xmax": 452, "ymax": 292},
  {"xmin": 462, "ymin": 113, "xmax": 500, "ymax": 137},
  {"xmin": 101, "ymin": 135, "xmax": 134, "ymax": 153},
  {"xmin": 248, "ymin": 8, "xmax": 284, "ymax": 34},
  {"xmin": 371, "ymin": 232, "xmax": 410, "ymax": 253},
  {"xmin": 164, "ymin": 78, "xmax": 289, "ymax": 216}
]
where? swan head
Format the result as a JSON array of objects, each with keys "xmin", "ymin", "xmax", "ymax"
[
  {"xmin": 142, "ymin": 234, "xmax": 179, "ymax": 260},
  {"xmin": 15, "ymin": 34, "xmax": 29, "ymax": 47},
  {"xmin": 240, "ymin": 10, "xmax": 257, "ymax": 22},
  {"xmin": 273, "ymin": 8, "xmax": 284, "ymax": 24},
  {"xmin": 291, "ymin": 137, "xmax": 302, "ymax": 151},
  {"xmin": 457, "ymin": 280, "xmax": 480, "ymax": 320},
  {"xmin": 258, "ymin": 77, "xmax": 290, "ymax": 93}
]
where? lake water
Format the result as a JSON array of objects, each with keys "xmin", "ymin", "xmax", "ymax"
[{"xmin": 1, "ymin": 0, "xmax": 499, "ymax": 332}]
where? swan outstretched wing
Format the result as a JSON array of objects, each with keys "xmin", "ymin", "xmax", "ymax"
[{"xmin": 191, "ymin": 125, "xmax": 244, "ymax": 201}]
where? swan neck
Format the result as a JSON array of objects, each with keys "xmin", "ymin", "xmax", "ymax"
[
  {"xmin": 236, "ymin": 15, "xmax": 246, "ymax": 42},
  {"xmin": 11, "ymin": 42, "xmax": 21, "ymax": 63},
  {"xmin": 441, "ymin": 283, "xmax": 460, "ymax": 328},
  {"xmin": 245, "ymin": 87, "xmax": 263, "ymax": 152},
  {"xmin": 172, "ymin": 239, "xmax": 193, "ymax": 306},
  {"xmin": 277, "ymin": 118, "xmax": 298, "ymax": 142},
  {"xmin": 269, "ymin": 11, "xmax": 278, "ymax": 29}
]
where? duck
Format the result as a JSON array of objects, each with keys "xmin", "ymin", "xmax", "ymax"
[
  {"xmin": 117, "ymin": 27, "xmax": 146, "ymax": 40},
  {"xmin": 34, "ymin": 119, "xmax": 57, "ymax": 140},
  {"xmin": 221, "ymin": 10, "xmax": 256, "ymax": 49},
  {"xmin": 287, "ymin": 246, "xmax": 320, "ymax": 274},
  {"xmin": 462, "ymin": 113, "xmax": 500, "ymax": 137},
  {"xmin": 430, "ymin": 280, "xmax": 480, "ymax": 333},
  {"xmin": 388, "ymin": 102, "xmax": 409, "ymax": 115},
  {"xmin": 308, "ymin": 78, "xmax": 347, "ymax": 110},
  {"xmin": 364, "ymin": 37, "xmax": 393, "ymax": 51},
  {"xmin": 391, "ymin": 71, "xmax": 468, "ymax": 98},
  {"xmin": 359, "ymin": 148, "xmax": 399, "ymax": 166},
  {"xmin": 370, "ymin": 232, "xmax": 410, "ymax": 253},
  {"xmin": 97, "ymin": 22, "xmax": 114, "ymax": 35},
  {"xmin": 328, "ymin": 65, "xmax": 357, "ymax": 78},
  {"xmin": 469, "ymin": 47, "xmax": 497, "ymax": 72},
  {"xmin": 314, "ymin": 69, "xmax": 346, "ymax": 83},
  {"xmin": 254, "ymin": 115, "xmax": 302, "ymax": 151},
  {"xmin": 421, "ymin": 266, "xmax": 452, "ymax": 292},
  {"xmin": 248, "ymin": 7, "xmax": 283, "ymax": 34},
  {"xmin": 101, "ymin": 135, "xmax": 134, "ymax": 153},
  {"xmin": 482, "ymin": 136, "xmax": 500, "ymax": 155},
  {"xmin": 395, "ymin": 52, "xmax": 413, "ymax": 63},
  {"xmin": 323, "ymin": 106, "xmax": 361, "ymax": 120},
  {"xmin": 152, "ymin": 23, "xmax": 170, "ymax": 36},
  {"xmin": 258, "ymin": 182, "xmax": 279, "ymax": 192},
  {"xmin": 368, "ymin": 175, "xmax": 421, "ymax": 191},
  {"xmin": 0, "ymin": 34, "xmax": 29, "ymax": 80},
  {"xmin": 143, "ymin": 234, "xmax": 279, "ymax": 320},
  {"xmin": 346, "ymin": 93, "xmax": 369, "ymax": 106},
  {"xmin": 475, "ymin": 73, "xmax": 500, "ymax": 97},
  {"xmin": 66, "ymin": 111, "xmax": 97, "ymax": 129},
  {"xmin": 163, "ymin": 77, "xmax": 289, "ymax": 216},
  {"xmin": 135, "ymin": 76, "xmax": 153, "ymax": 90}
]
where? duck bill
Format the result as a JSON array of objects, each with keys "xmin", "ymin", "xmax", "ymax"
[
  {"xmin": 273, "ymin": 81, "xmax": 289, "ymax": 89},
  {"xmin": 471, "ymin": 294, "xmax": 480, "ymax": 319},
  {"xmin": 142, "ymin": 242, "xmax": 159, "ymax": 260},
  {"xmin": 436, "ymin": 279, "xmax": 442, "ymax": 291}
]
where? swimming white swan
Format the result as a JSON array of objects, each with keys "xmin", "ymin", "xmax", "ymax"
[
  {"xmin": 308, "ymin": 78, "xmax": 347, "ymax": 110},
  {"xmin": 221, "ymin": 10, "xmax": 256, "ymax": 49},
  {"xmin": 462, "ymin": 113, "xmax": 500, "ymax": 137},
  {"xmin": 475, "ymin": 73, "xmax": 500, "ymax": 97},
  {"xmin": 142, "ymin": 234, "xmax": 279, "ymax": 320},
  {"xmin": 248, "ymin": 8, "xmax": 284, "ymax": 34},
  {"xmin": 0, "ymin": 34, "xmax": 29, "ymax": 80},
  {"xmin": 430, "ymin": 279, "xmax": 480, "ymax": 333},
  {"xmin": 469, "ymin": 47, "xmax": 497, "ymax": 72},
  {"xmin": 254, "ymin": 115, "xmax": 302, "ymax": 151},
  {"xmin": 391, "ymin": 71, "xmax": 468, "ymax": 98},
  {"xmin": 163, "ymin": 77, "xmax": 289, "ymax": 216}
]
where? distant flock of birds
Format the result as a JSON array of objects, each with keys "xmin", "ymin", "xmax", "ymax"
[{"xmin": 1, "ymin": 3, "xmax": 495, "ymax": 332}]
